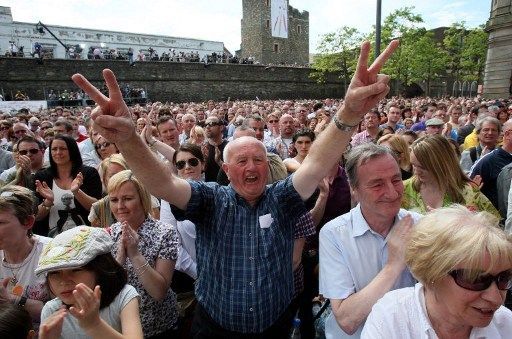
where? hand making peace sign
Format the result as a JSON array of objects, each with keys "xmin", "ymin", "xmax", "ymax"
[{"xmin": 339, "ymin": 40, "xmax": 399, "ymax": 125}]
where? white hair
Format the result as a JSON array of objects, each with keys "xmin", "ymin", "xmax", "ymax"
[{"xmin": 223, "ymin": 136, "xmax": 267, "ymax": 163}]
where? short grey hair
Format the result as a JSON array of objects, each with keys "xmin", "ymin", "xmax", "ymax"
[
  {"xmin": 223, "ymin": 136, "xmax": 266, "ymax": 163},
  {"xmin": 475, "ymin": 116, "xmax": 501, "ymax": 134},
  {"xmin": 345, "ymin": 143, "xmax": 395, "ymax": 188}
]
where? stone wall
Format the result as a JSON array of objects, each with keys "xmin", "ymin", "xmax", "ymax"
[
  {"xmin": 483, "ymin": 0, "xmax": 512, "ymax": 98},
  {"xmin": 0, "ymin": 57, "xmax": 344, "ymax": 102}
]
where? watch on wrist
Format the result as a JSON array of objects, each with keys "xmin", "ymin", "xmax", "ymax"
[{"xmin": 333, "ymin": 116, "xmax": 359, "ymax": 132}]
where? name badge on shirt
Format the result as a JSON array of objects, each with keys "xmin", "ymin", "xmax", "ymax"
[{"xmin": 259, "ymin": 213, "xmax": 273, "ymax": 229}]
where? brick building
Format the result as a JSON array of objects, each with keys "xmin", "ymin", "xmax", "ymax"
[{"xmin": 240, "ymin": 0, "xmax": 309, "ymax": 66}]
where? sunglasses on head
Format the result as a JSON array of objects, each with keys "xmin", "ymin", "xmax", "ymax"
[
  {"xmin": 18, "ymin": 148, "xmax": 39, "ymax": 155},
  {"xmin": 175, "ymin": 158, "xmax": 199, "ymax": 170},
  {"xmin": 95, "ymin": 142, "xmax": 112, "ymax": 150},
  {"xmin": 449, "ymin": 269, "xmax": 512, "ymax": 291}
]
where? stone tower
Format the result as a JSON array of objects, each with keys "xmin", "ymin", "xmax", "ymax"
[
  {"xmin": 483, "ymin": 0, "xmax": 512, "ymax": 98},
  {"xmin": 241, "ymin": 0, "xmax": 309, "ymax": 65}
]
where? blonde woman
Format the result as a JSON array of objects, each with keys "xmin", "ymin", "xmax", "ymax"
[
  {"xmin": 89, "ymin": 154, "xmax": 159, "ymax": 227},
  {"xmin": 108, "ymin": 170, "xmax": 179, "ymax": 337},
  {"xmin": 401, "ymin": 135, "xmax": 499, "ymax": 216},
  {"xmin": 377, "ymin": 134, "xmax": 412, "ymax": 180},
  {"xmin": 363, "ymin": 206, "xmax": 512, "ymax": 338}
]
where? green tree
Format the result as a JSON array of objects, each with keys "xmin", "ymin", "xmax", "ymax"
[
  {"xmin": 443, "ymin": 22, "xmax": 467, "ymax": 84},
  {"xmin": 379, "ymin": 7, "xmax": 424, "ymax": 94},
  {"xmin": 406, "ymin": 30, "xmax": 448, "ymax": 96},
  {"xmin": 461, "ymin": 25, "xmax": 488, "ymax": 83},
  {"xmin": 310, "ymin": 26, "xmax": 363, "ymax": 90}
]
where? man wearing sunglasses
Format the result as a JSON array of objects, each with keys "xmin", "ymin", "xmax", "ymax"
[
  {"xmin": 0, "ymin": 136, "xmax": 44, "ymax": 187},
  {"xmin": 72, "ymin": 40, "xmax": 399, "ymax": 338}
]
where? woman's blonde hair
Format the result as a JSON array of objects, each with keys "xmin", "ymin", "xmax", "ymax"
[
  {"xmin": 406, "ymin": 205, "xmax": 512, "ymax": 284},
  {"xmin": 410, "ymin": 135, "xmax": 469, "ymax": 203},
  {"xmin": 107, "ymin": 170, "xmax": 152, "ymax": 217},
  {"xmin": 377, "ymin": 134, "xmax": 411, "ymax": 169},
  {"xmin": 98, "ymin": 154, "xmax": 128, "ymax": 187}
]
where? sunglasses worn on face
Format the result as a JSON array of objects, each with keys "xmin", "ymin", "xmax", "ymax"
[
  {"xmin": 95, "ymin": 142, "xmax": 112, "ymax": 150},
  {"xmin": 449, "ymin": 269, "xmax": 512, "ymax": 291},
  {"xmin": 18, "ymin": 148, "xmax": 39, "ymax": 155},
  {"xmin": 175, "ymin": 158, "xmax": 199, "ymax": 170},
  {"xmin": 205, "ymin": 122, "xmax": 221, "ymax": 128},
  {"xmin": 268, "ymin": 120, "xmax": 278, "ymax": 123}
]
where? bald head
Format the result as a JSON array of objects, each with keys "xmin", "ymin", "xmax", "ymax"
[{"xmin": 223, "ymin": 136, "xmax": 267, "ymax": 164}]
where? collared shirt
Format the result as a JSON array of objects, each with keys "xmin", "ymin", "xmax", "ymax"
[
  {"xmin": 171, "ymin": 175, "xmax": 307, "ymax": 333},
  {"xmin": 350, "ymin": 130, "xmax": 378, "ymax": 147},
  {"xmin": 319, "ymin": 204, "xmax": 421, "ymax": 338},
  {"xmin": 361, "ymin": 283, "xmax": 512, "ymax": 339}
]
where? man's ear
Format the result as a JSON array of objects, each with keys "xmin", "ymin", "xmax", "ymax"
[{"xmin": 222, "ymin": 162, "xmax": 230, "ymax": 180}]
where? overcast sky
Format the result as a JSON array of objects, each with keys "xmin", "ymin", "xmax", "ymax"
[{"xmin": 1, "ymin": 0, "xmax": 491, "ymax": 53}]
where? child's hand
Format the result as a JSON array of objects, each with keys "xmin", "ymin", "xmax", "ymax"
[
  {"xmin": 69, "ymin": 283, "xmax": 102, "ymax": 332},
  {"xmin": 40, "ymin": 306, "xmax": 66, "ymax": 339}
]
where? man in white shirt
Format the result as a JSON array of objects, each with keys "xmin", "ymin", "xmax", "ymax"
[{"xmin": 319, "ymin": 143, "xmax": 421, "ymax": 338}]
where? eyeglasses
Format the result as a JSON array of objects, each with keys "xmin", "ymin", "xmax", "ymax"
[
  {"xmin": 40, "ymin": 125, "xmax": 52, "ymax": 130},
  {"xmin": 95, "ymin": 142, "xmax": 113, "ymax": 150},
  {"xmin": 449, "ymin": 269, "xmax": 512, "ymax": 291},
  {"xmin": 205, "ymin": 122, "xmax": 221, "ymax": 128},
  {"xmin": 0, "ymin": 126, "xmax": 9, "ymax": 131},
  {"xmin": 18, "ymin": 148, "xmax": 40, "ymax": 156},
  {"xmin": 14, "ymin": 130, "xmax": 27, "ymax": 135},
  {"xmin": 175, "ymin": 158, "xmax": 200, "ymax": 170}
]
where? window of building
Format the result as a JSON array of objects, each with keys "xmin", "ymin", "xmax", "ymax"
[
  {"xmin": 266, "ymin": 19, "xmax": 270, "ymax": 29},
  {"xmin": 266, "ymin": 0, "xmax": 270, "ymax": 6},
  {"xmin": 273, "ymin": 43, "xmax": 279, "ymax": 53},
  {"xmin": 297, "ymin": 25, "xmax": 301, "ymax": 34}
]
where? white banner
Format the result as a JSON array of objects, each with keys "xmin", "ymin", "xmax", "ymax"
[
  {"xmin": 0, "ymin": 101, "xmax": 48, "ymax": 113},
  {"xmin": 271, "ymin": 0, "xmax": 288, "ymax": 39}
]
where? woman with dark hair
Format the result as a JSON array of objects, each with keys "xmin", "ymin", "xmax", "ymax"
[
  {"xmin": 34, "ymin": 135, "xmax": 102, "ymax": 237},
  {"xmin": 284, "ymin": 128, "xmax": 316, "ymax": 173}
]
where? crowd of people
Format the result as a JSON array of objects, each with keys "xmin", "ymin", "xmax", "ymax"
[
  {"xmin": 3, "ymin": 42, "xmax": 310, "ymax": 68},
  {"xmin": 0, "ymin": 41, "xmax": 511, "ymax": 339}
]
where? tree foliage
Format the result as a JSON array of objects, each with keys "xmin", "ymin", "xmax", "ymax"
[
  {"xmin": 311, "ymin": 7, "xmax": 488, "ymax": 96},
  {"xmin": 310, "ymin": 26, "xmax": 363, "ymax": 88}
]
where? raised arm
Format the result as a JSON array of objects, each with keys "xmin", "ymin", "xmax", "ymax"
[
  {"xmin": 293, "ymin": 41, "xmax": 399, "ymax": 200},
  {"xmin": 71, "ymin": 70, "xmax": 190, "ymax": 210}
]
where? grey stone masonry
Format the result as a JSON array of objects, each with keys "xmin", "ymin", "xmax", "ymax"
[
  {"xmin": 241, "ymin": 0, "xmax": 309, "ymax": 66},
  {"xmin": 483, "ymin": 0, "xmax": 512, "ymax": 98}
]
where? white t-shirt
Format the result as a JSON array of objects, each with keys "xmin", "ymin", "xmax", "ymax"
[
  {"xmin": 0, "ymin": 236, "xmax": 51, "ymax": 329},
  {"xmin": 41, "ymin": 284, "xmax": 139, "ymax": 339},
  {"xmin": 362, "ymin": 283, "xmax": 512, "ymax": 339},
  {"xmin": 49, "ymin": 180, "xmax": 84, "ymax": 235}
]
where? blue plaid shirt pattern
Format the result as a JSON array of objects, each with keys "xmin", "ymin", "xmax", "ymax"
[{"xmin": 172, "ymin": 175, "xmax": 307, "ymax": 333}]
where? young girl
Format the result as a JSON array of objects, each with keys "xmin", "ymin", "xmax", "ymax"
[{"xmin": 36, "ymin": 226, "xmax": 143, "ymax": 339}]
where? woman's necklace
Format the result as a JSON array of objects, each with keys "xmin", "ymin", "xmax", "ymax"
[{"xmin": 2, "ymin": 242, "xmax": 35, "ymax": 292}]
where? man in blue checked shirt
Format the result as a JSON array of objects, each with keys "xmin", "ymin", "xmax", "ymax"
[{"xmin": 72, "ymin": 39, "xmax": 400, "ymax": 338}]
